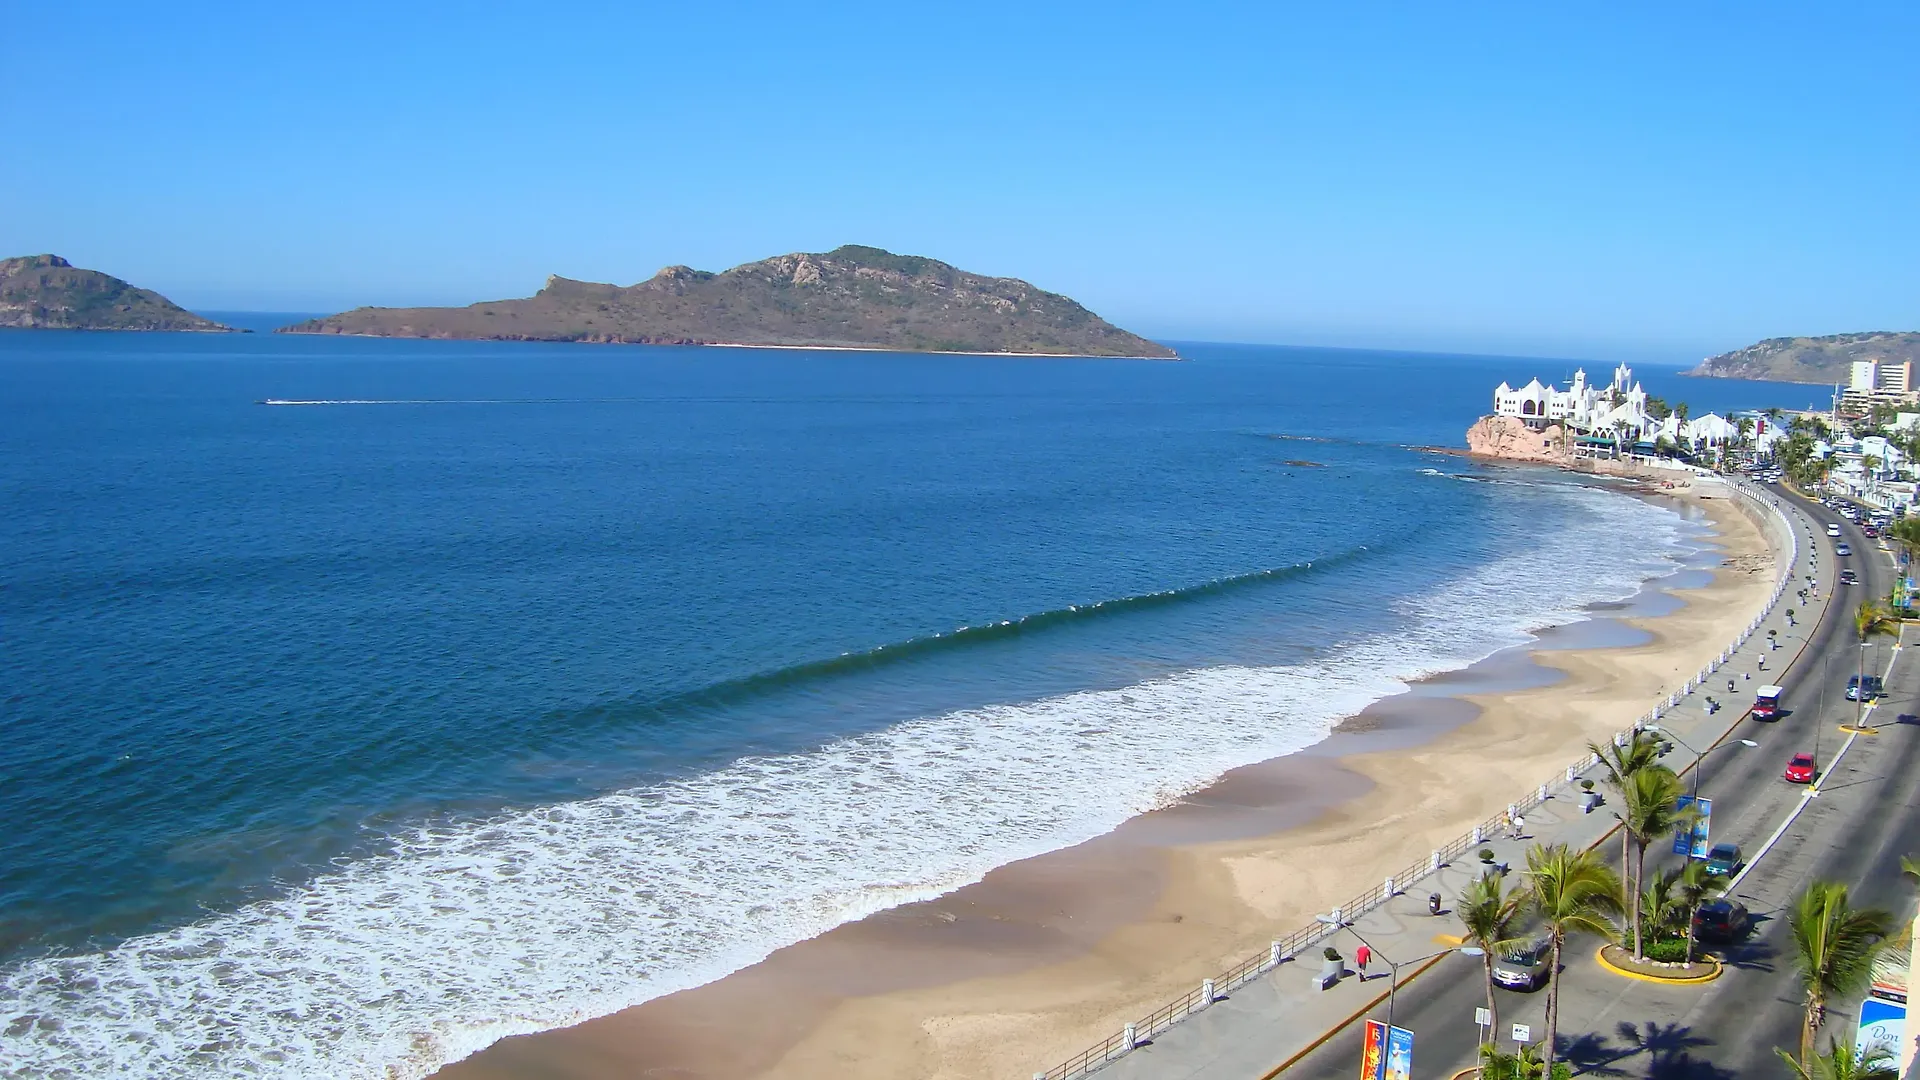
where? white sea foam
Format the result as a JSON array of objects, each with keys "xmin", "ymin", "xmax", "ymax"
[{"xmin": 0, "ymin": 486, "xmax": 1694, "ymax": 1080}]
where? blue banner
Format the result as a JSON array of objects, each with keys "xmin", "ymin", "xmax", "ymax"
[
  {"xmin": 1384, "ymin": 1025, "xmax": 1413, "ymax": 1080},
  {"xmin": 1672, "ymin": 795, "xmax": 1712, "ymax": 857}
]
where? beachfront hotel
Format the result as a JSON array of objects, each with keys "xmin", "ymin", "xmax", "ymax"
[{"xmin": 1491, "ymin": 364, "xmax": 1771, "ymax": 460}]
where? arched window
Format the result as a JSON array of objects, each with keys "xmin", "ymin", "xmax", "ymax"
[{"xmin": 1522, "ymin": 400, "xmax": 1537, "ymax": 416}]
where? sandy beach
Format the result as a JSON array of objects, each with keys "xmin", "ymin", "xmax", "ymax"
[{"xmin": 440, "ymin": 485, "xmax": 1778, "ymax": 1080}]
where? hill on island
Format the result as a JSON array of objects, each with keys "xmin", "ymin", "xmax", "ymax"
[
  {"xmin": 0, "ymin": 255, "xmax": 234, "ymax": 332},
  {"xmin": 280, "ymin": 245, "xmax": 1176, "ymax": 358},
  {"xmin": 1686, "ymin": 331, "xmax": 1920, "ymax": 383}
]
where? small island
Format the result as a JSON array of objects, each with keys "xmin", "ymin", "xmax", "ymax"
[
  {"xmin": 0, "ymin": 255, "xmax": 235, "ymax": 332},
  {"xmin": 280, "ymin": 245, "xmax": 1176, "ymax": 359}
]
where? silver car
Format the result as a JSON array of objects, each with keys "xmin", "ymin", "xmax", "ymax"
[{"xmin": 1490, "ymin": 938, "xmax": 1552, "ymax": 991}]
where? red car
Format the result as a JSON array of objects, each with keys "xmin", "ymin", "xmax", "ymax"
[{"xmin": 1784, "ymin": 752, "xmax": 1816, "ymax": 784}]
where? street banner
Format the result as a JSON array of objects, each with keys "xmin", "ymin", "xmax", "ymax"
[
  {"xmin": 1672, "ymin": 795, "xmax": 1712, "ymax": 858},
  {"xmin": 1359, "ymin": 1020, "xmax": 1387, "ymax": 1080},
  {"xmin": 1384, "ymin": 1024, "xmax": 1414, "ymax": 1080}
]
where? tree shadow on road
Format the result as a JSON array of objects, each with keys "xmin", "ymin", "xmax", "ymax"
[{"xmin": 1557, "ymin": 1020, "xmax": 1714, "ymax": 1077}]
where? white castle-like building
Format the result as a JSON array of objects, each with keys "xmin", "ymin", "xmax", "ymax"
[{"xmin": 1492, "ymin": 363, "xmax": 1762, "ymax": 455}]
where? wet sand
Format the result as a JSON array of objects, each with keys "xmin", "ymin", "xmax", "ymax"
[{"xmin": 439, "ymin": 488, "xmax": 1777, "ymax": 1080}]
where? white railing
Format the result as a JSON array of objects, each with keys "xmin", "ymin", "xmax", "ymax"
[{"xmin": 1034, "ymin": 479, "xmax": 1800, "ymax": 1080}]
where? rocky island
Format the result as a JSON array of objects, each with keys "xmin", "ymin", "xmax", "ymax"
[
  {"xmin": 280, "ymin": 245, "xmax": 1175, "ymax": 358},
  {"xmin": 1686, "ymin": 331, "xmax": 1920, "ymax": 383},
  {"xmin": 0, "ymin": 255, "xmax": 234, "ymax": 332}
]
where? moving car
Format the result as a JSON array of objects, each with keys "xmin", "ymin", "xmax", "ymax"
[
  {"xmin": 1490, "ymin": 938, "xmax": 1552, "ymax": 991},
  {"xmin": 1846, "ymin": 674, "xmax": 1884, "ymax": 701},
  {"xmin": 1836, "ymin": 542, "xmax": 1852, "ymax": 556},
  {"xmin": 1784, "ymin": 752, "xmax": 1816, "ymax": 783},
  {"xmin": 1827, "ymin": 523, "xmax": 1843, "ymax": 537},
  {"xmin": 1703, "ymin": 842, "xmax": 1743, "ymax": 877},
  {"xmin": 1841, "ymin": 569, "xmax": 1860, "ymax": 586},
  {"xmin": 1752, "ymin": 684, "xmax": 1785, "ymax": 720},
  {"xmin": 1692, "ymin": 899, "xmax": 1753, "ymax": 945}
]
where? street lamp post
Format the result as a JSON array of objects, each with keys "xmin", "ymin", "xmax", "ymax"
[
  {"xmin": 1314, "ymin": 915, "xmax": 1481, "ymax": 1030},
  {"xmin": 1643, "ymin": 724, "xmax": 1758, "ymax": 802}
]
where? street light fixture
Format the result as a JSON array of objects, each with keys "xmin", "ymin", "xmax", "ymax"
[
  {"xmin": 1314, "ymin": 914, "xmax": 1482, "ymax": 1030},
  {"xmin": 1642, "ymin": 724, "xmax": 1758, "ymax": 802}
]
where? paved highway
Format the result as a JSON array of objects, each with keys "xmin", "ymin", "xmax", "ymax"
[{"xmin": 1279, "ymin": 489, "xmax": 1919, "ymax": 1079}]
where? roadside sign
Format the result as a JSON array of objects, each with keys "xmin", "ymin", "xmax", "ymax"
[
  {"xmin": 1512, "ymin": 1023, "xmax": 1532, "ymax": 1044},
  {"xmin": 1475, "ymin": 1007, "xmax": 1492, "ymax": 1026},
  {"xmin": 1854, "ymin": 996, "xmax": 1904, "ymax": 1060},
  {"xmin": 1672, "ymin": 795, "xmax": 1712, "ymax": 858},
  {"xmin": 1359, "ymin": 1020, "xmax": 1414, "ymax": 1080}
]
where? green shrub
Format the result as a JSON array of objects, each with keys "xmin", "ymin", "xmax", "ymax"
[{"xmin": 1641, "ymin": 936, "xmax": 1692, "ymax": 964}]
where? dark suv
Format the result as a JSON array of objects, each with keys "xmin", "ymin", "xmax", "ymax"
[{"xmin": 1692, "ymin": 899, "xmax": 1752, "ymax": 945}]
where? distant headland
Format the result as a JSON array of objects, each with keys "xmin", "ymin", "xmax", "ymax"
[
  {"xmin": 1686, "ymin": 331, "xmax": 1920, "ymax": 384},
  {"xmin": 0, "ymin": 255, "xmax": 235, "ymax": 332},
  {"xmin": 280, "ymin": 245, "xmax": 1177, "ymax": 359}
]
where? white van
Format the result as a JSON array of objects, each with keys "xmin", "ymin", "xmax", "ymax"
[{"xmin": 1827, "ymin": 523, "xmax": 1843, "ymax": 537}]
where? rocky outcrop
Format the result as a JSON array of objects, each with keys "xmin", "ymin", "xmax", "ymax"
[
  {"xmin": 0, "ymin": 255, "xmax": 234, "ymax": 332},
  {"xmin": 281, "ymin": 244, "xmax": 1175, "ymax": 358},
  {"xmin": 1464, "ymin": 414, "xmax": 1575, "ymax": 464}
]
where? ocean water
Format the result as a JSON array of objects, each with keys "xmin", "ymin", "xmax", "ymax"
[{"xmin": 0, "ymin": 333, "xmax": 1797, "ymax": 1078}]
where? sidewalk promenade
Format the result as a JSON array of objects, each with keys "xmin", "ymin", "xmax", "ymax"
[{"xmin": 1046, "ymin": 479, "xmax": 1826, "ymax": 1080}]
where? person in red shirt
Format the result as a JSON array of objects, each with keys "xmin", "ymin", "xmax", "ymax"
[{"xmin": 1355, "ymin": 943, "xmax": 1372, "ymax": 978}]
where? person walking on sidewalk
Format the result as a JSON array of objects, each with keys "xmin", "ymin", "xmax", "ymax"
[
  {"xmin": 1355, "ymin": 942, "xmax": 1372, "ymax": 979},
  {"xmin": 1511, "ymin": 812, "xmax": 1526, "ymax": 839}
]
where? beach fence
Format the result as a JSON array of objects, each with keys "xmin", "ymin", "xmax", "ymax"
[{"xmin": 1034, "ymin": 479, "xmax": 1799, "ymax": 1080}]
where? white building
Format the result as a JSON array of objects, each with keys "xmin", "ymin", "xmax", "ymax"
[{"xmin": 1492, "ymin": 363, "xmax": 1650, "ymax": 435}]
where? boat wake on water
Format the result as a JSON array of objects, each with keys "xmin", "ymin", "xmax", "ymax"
[{"xmin": 0, "ymin": 488, "xmax": 1696, "ymax": 1080}]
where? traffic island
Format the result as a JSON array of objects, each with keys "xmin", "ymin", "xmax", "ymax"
[{"xmin": 1594, "ymin": 944, "xmax": 1722, "ymax": 984}]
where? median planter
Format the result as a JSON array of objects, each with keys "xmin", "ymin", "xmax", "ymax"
[{"xmin": 1595, "ymin": 943, "xmax": 1721, "ymax": 984}]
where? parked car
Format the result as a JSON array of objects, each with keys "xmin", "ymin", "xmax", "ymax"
[
  {"xmin": 1827, "ymin": 523, "xmax": 1843, "ymax": 537},
  {"xmin": 1836, "ymin": 542, "xmax": 1852, "ymax": 556},
  {"xmin": 1841, "ymin": 569, "xmax": 1860, "ymax": 586},
  {"xmin": 1784, "ymin": 752, "xmax": 1816, "ymax": 783},
  {"xmin": 1703, "ymin": 842, "xmax": 1743, "ymax": 877},
  {"xmin": 1846, "ymin": 674, "xmax": 1885, "ymax": 701},
  {"xmin": 1490, "ymin": 938, "xmax": 1552, "ymax": 991},
  {"xmin": 1692, "ymin": 898, "xmax": 1753, "ymax": 945}
]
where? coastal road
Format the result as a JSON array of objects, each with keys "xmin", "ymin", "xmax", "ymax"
[{"xmin": 1274, "ymin": 488, "xmax": 1920, "ymax": 1079}]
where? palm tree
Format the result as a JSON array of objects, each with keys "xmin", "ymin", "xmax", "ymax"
[
  {"xmin": 1589, "ymin": 731, "xmax": 1661, "ymax": 918},
  {"xmin": 1850, "ymin": 601, "xmax": 1902, "ymax": 729},
  {"xmin": 1674, "ymin": 859, "xmax": 1727, "ymax": 967},
  {"xmin": 1638, "ymin": 866, "xmax": 1682, "ymax": 944},
  {"xmin": 1618, "ymin": 765, "xmax": 1695, "ymax": 957},
  {"xmin": 1887, "ymin": 520, "xmax": 1920, "ymax": 605},
  {"xmin": 1775, "ymin": 1040, "xmax": 1900, "ymax": 1080},
  {"xmin": 1520, "ymin": 844, "xmax": 1622, "ymax": 1075},
  {"xmin": 1457, "ymin": 870, "xmax": 1523, "ymax": 1044},
  {"xmin": 1903, "ymin": 854, "xmax": 1919, "ymax": 889},
  {"xmin": 1785, "ymin": 880, "xmax": 1893, "ymax": 1067}
]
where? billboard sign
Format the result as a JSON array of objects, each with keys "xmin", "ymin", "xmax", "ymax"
[
  {"xmin": 1854, "ymin": 996, "xmax": 1904, "ymax": 1061},
  {"xmin": 1672, "ymin": 795, "xmax": 1712, "ymax": 858}
]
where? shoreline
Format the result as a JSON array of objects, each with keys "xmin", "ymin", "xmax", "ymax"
[{"xmin": 438, "ymin": 486, "xmax": 1777, "ymax": 1080}]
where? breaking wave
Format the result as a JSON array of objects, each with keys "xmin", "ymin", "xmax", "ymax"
[{"xmin": 0, "ymin": 487, "xmax": 1695, "ymax": 1080}]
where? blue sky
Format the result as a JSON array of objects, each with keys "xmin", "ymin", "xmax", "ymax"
[{"xmin": 6, "ymin": 2, "xmax": 1915, "ymax": 362}]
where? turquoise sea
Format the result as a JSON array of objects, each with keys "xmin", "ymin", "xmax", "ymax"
[{"xmin": 0, "ymin": 329, "xmax": 1812, "ymax": 1077}]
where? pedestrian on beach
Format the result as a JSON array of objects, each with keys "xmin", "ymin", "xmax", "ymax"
[{"xmin": 1355, "ymin": 942, "xmax": 1372, "ymax": 978}]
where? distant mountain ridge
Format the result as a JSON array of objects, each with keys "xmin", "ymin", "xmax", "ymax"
[
  {"xmin": 1686, "ymin": 331, "xmax": 1920, "ymax": 383},
  {"xmin": 281, "ymin": 245, "xmax": 1176, "ymax": 358},
  {"xmin": 0, "ymin": 255, "xmax": 234, "ymax": 332}
]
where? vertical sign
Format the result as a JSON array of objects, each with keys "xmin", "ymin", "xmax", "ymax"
[
  {"xmin": 1672, "ymin": 795, "xmax": 1712, "ymax": 858},
  {"xmin": 1854, "ymin": 996, "xmax": 1905, "ymax": 1062},
  {"xmin": 1359, "ymin": 1019, "xmax": 1387, "ymax": 1080},
  {"xmin": 1384, "ymin": 1025, "xmax": 1414, "ymax": 1080}
]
